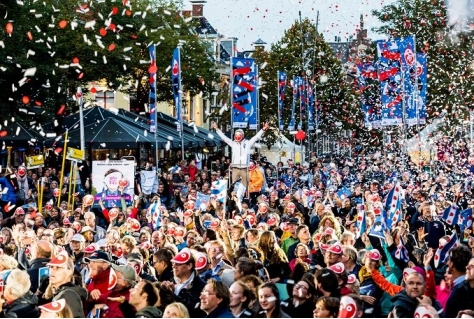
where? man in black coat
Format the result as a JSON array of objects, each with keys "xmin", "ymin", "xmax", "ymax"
[
  {"xmin": 0, "ymin": 269, "xmax": 39, "ymax": 318},
  {"xmin": 161, "ymin": 248, "xmax": 206, "ymax": 318},
  {"xmin": 445, "ymin": 257, "xmax": 474, "ymax": 317},
  {"xmin": 153, "ymin": 248, "xmax": 174, "ymax": 282},
  {"xmin": 18, "ymin": 240, "xmax": 53, "ymax": 294},
  {"xmin": 390, "ymin": 272, "xmax": 443, "ymax": 317}
]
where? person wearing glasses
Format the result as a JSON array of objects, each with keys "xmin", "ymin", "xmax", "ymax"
[
  {"xmin": 281, "ymin": 279, "xmax": 317, "ymax": 318},
  {"xmin": 199, "ymin": 278, "xmax": 233, "ymax": 318}
]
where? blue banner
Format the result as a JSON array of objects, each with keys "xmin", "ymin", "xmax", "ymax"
[
  {"xmin": 397, "ymin": 36, "xmax": 419, "ymax": 126},
  {"xmin": 278, "ymin": 71, "xmax": 287, "ymax": 130},
  {"xmin": 377, "ymin": 39, "xmax": 403, "ymax": 126},
  {"xmin": 288, "ymin": 76, "xmax": 300, "ymax": 131},
  {"xmin": 298, "ymin": 77, "xmax": 306, "ymax": 130},
  {"xmin": 149, "ymin": 46, "xmax": 156, "ymax": 133},
  {"xmin": 407, "ymin": 53, "xmax": 427, "ymax": 125},
  {"xmin": 232, "ymin": 58, "xmax": 258, "ymax": 129},
  {"xmin": 307, "ymin": 78, "xmax": 315, "ymax": 130},
  {"xmin": 171, "ymin": 48, "xmax": 182, "ymax": 131},
  {"xmin": 356, "ymin": 61, "xmax": 381, "ymax": 128}
]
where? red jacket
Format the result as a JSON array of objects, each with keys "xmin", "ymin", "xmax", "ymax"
[
  {"xmin": 86, "ymin": 267, "xmax": 113, "ymax": 312},
  {"xmin": 188, "ymin": 165, "xmax": 198, "ymax": 181}
]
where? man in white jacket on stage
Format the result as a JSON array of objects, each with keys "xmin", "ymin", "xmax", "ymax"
[{"xmin": 212, "ymin": 121, "xmax": 268, "ymax": 188}]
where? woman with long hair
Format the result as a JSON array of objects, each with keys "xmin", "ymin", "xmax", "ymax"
[
  {"xmin": 257, "ymin": 231, "xmax": 290, "ymax": 283},
  {"xmin": 256, "ymin": 282, "xmax": 290, "ymax": 318}
]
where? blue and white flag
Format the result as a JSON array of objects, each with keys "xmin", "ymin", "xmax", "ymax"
[
  {"xmin": 171, "ymin": 48, "xmax": 182, "ymax": 131},
  {"xmin": 278, "ymin": 71, "xmax": 287, "ymax": 130},
  {"xmin": 369, "ymin": 214, "xmax": 387, "ymax": 239},
  {"xmin": 195, "ymin": 192, "xmax": 210, "ymax": 211},
  {"xmin": 337, "ymin": 186, "xmax": 352, "ymax": 200},
  {"xmin": 233, "ymin": 182, "xmax": 246, "ymax": 202},
  {"xmin": 211, "ymin": 180, "xmax": 227, "ymax": 203},
  {"xmin": 149, "ymin": 199, "xmax": 161, "ymax": 228},
  {"xmin": 232, "ymin": 58, "xmax": 258, "ymax": 129},
  {"xmin": 441, "ymin": 203, "xmax": 460, "ymax": 226},
  {"xmin": 355, "ymin": 205, "xmax": 367, "ymax": 240},
  {"xmin": 149, "ymin": 45, "xmax": 157, "ymax": 133},
  {"xmin": 459, "ymin": 208, "xmax": 473, "ymax": 232},
  {"xmin": 434, "ymin": 232, "xmax": 459, "ymax": 268},
  {"xmin": 394, "ymin": 237, "xmax": 410, "ymax": 263},
  {"xmin": 384, "ymin": 182, "xmax": 403, "ymax": 229}
]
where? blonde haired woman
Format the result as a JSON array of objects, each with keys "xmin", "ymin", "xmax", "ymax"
[
  {"xmin": 162, "ymin": 302, "xmax": 190, "ymax": 318},
  {"xmin": 0, "ymin": 254, "xmax": 18, "ymax": 271}
]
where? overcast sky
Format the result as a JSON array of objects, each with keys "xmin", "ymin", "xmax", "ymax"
[{"xmin": 184, "ymin": 0, "xmax": 396, "ymax": 51}]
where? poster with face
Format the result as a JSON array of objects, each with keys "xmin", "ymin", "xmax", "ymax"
[{"xmin": 92, "ymin": 160, "xmax": 134, "ymax": 208}]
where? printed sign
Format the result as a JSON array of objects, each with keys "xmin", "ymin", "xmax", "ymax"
[
  {"xmin": 92, "ymin": 160, "xmax": 134, "ymax": 207},
  {"xmin": 66, "ymin": 147, "xmax": 85, "ymax": 162},
  {"xmin": 26, "ymin": 155, "xmax": 44, "ymax": 169}
]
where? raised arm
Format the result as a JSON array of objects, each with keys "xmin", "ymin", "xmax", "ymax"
[{"xmin": 212, "ymin": 121, "xmax": 233, "ymax": 146}]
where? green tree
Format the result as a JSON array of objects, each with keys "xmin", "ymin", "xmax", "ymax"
[
  {"xmin": 255, "ymin": 18, "xmax": 359, "ymax": 149},
  {"xmin": 0, "ymin": 0, "xmax": 216, "ymax": 122},
  {"xmin": 372, "ymin": 0, "xmax": 474, "ymax": 132}
]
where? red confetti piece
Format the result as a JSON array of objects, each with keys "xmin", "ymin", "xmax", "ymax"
[
  {"xmin": 148, "ymin": 65, "xmax": 157, "ymax": 73},
  {"xmin": 108, "ymin": 43, "xmax": 116, "ymax": 51},
  {"xmin": 57, "ymin": 104, "xmax": 66, "ymax": 115},
  {"xmin": 78, "ymin": 72, "xmax": 84, "ymax": 79},
  {"xmin": 72, "ymin": 57, "xmax": 79, "ymax": 64},
  {"xmin": 26, "ymin": 31, "xmax": 33, "ymax": 40},
  {"xmin": 59, "ymin": 20, "xmax": 67, "ymax": 29},
  {"xmin": 100, "ymin": 28, "xmax": 107, "ymax": 37},
  {"xmin": 112, "ymin": 7, "xmax": 119, "ymax": 15},
  {"xmin": 22, "ymin": 96, "xmax": 30, "ymax": 104},
  {"xmin": 5, "ymin": 23, "xmax": 13, "ymax": 35},
  {"xmin": 90, "ymin": 87, "xmax": 97, "ymax": 94},
  {"xmin": 35, "ymin": 100, "xmax": 42, "ymax": 106},
  {"xmin": 0, "ymin": 130, "xmax": 7, "ymax": 138}
]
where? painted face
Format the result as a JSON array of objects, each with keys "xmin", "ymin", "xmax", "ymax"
[
  {"xmin": 234, "ymin": 132, "xmax": 244, "ymax": 142},
  {"xmin": 249, "ymin": 162, "xmax": 256, "ymax": 171}
]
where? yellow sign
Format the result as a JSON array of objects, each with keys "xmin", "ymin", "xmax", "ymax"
[
  {"xmin": 26, "ymin": 155, "xmax": 44, "ymax": 169},
  {"xmin": 66, "ymin": 147, "xmax": 85, "ymax": 161}
]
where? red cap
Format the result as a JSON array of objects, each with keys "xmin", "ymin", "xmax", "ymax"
[
  {"xmin": 62, "ymin": 218, "xmax": 71, "ymax": 225},
  {"xmin": 328, "ymin": 262, "xmax": 345, "ymax": 274},
  {"xmin": 172, "ymin": 248, "xmax": 191, "ymax": 264},
  {"xmin": 138, "ymin": 241, "xmax": 151, "ymax": 250},
  {"xmin": 209, "ymin": 219, "xmax": 220, "ymax": 229},
  {"xmin": 367, "ymin": 249, "xmax": 381, "ymax": 261},
  {"xmin": 82, "ymin": 194, "xmax": 94, "ymax": 206},
  {"xmin": 130, "ymin": 219, "xmax": 140, "ymax": 232},
  {"xmin": 327, "ymin": 242, "xmax": 343, "ymax": 255},
  {"xmin": 283, "ymin": 194, "xmax": 291, "ymax": 201},
  {"xmin": 15, "ymin": 207, "xmax": 25, "ymax": 215},
  {"xmin": 246, "ymin": 213, "xmax": 256, "ymax": 226},
  {"xmin": 286, "ymin": 202, "xmax": 296, "ymax": 210},
  {"xmin": 174, "ymin": 227, "xmax": 185, "ymax": 237},
  {"xmin": 233, "ymin": 215, "xmax": 243, "ymax": 225},
  {"xmin": 324, "ymin": 227, "xmax": 335, "ymax": 236},
  {"xmin": 195, "ymin": 252, "xmax": 208, "ymax": 270},
  {"xmin": 46, "ymin": 251, "xmax": 69, "ymax": 267},
  {"xmin": 185, "ymin": 201, "xmax": 195, "ymax": 210},
  {"xmin": 83, "ymin": 244, "xmax": 97, "ymax": 254},
  {"xmin": 320, "ymin": 243, "xmax": 330, "ymax": 251},
  {"xmin": 38, "ymin": 299, "xmax": 66, "ymax": 313},
  {"xmin": 108, "ymin": 208, "xmax": 119, "ymax": 220},
  {"xmin": 184, "ymin": 209, "xmax": 194, "ymax": 217},
  {"xmin": 347, "ymin": 274, "xmax": 357, "ymax": 284}
]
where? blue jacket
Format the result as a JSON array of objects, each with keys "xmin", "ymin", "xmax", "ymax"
[
  {"xmin": 0, "ymin": 177, "xmax": 16, "ymax": 204},
  {"xmin": 205, "ymin": 305, "xmax": 234, "ymax": 318}
]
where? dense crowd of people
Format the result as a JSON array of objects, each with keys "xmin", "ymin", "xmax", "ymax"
[{"xmin": 0, "ymin": 126, "xmax": 473, "ymax": 318}]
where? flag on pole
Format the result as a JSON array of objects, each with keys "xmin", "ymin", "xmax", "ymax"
[
  {"xmin": 307, "ymin": 78, "xmax": 315, "ymax": 130},
  {"xmin": 384, "ymin": 182, "xmax": 403, "ymax": 229},
  {"xmin": 231, "ymin": 58, "xmax": 258, "ymax": 129},
  {"xmin": 149, "ymin": 45, "xmax": 157, "ymax": 133},
  {"xmin": 171, "ymin": 48, "xmax": 182, "ymax": 132},
  {"xmin": 288, "ymin": 76, "xmax": 298, "ymax": 131},
  {"xmin": 434, "ymin": 232, "xmax": 459, "ymax": 268},
  {"xmin": 278, "ymin": 71, "xmax": 287, "ymax": 130},
  {"xmin": 234, "ymin": 181, "xmax": 246, "ymax": 202},
  {"xmin": 356, "ymin": 61, "xmax": 380, "ymax": 128},
  {"xmin": 298, "ymin": 77, "xmax": 306, "ymax": 130},
  {"xmin": 441, "ymin": 203, "xmax": 460, "ymax": 226},
  {"xmin": 211, "ymin": 180, "xmax": 227, "ymax": 203},
  {"xmin": 369, "ymin": 214, "xmax": 387, "ymax": 239}
]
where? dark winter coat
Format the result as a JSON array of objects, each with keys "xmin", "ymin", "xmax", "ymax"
[{"xmin": 2, "ymin": 291, "xmax": 39, "ymax": 318}]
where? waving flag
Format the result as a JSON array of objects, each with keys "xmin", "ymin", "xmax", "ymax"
[
  {"xmin": 211, "ymin": 180, "xmax": 227, "ymax": 203},
  {"xmin": 441, "ymin": 203, "xmax": 460, "ymax": 226},
  {"xmin": 288, "ymin": 76, "xmax": 300, "ymax": 131},
  {"xmin": 298, "ymin": 77, "xmax": 306, "ymax": 130},
  {"xmin": 434, "ymin": 232, "xmax": 459, "ymax": 268},
  {"xmin": 459, "ymin": 208, "xmax": 473, "ymax": 232},
  {"xmin": 233, "ymin": 182, "xmax": 246, "ymax": 202},
  {"xmin": 195, "ymin": 192, "xmax": 210, "ymax": 211},
  {"xmin": 384, "ymin": 182, "xmax": 403, "ymax": 229},
  {"xmin": 355, "ymin": 204, "xmax": 367, "ymax": 239},
  {"xmin": 369, "ymin": 214, "xmax": 387, "ymax": 239},
  {"xmin": 171, "ymin": 48, "xmax": 182, "ymax": 131},
  {"xmin": 394, "ymin": 237, "xmax": 410, "ymax": 263},
  {"xmin": 356, "ymin": 61, "xmax": 381, "ymax": 128},
  {"xmin": 149, "ymin": 45, "xmax": 157, "ymax": 133},
  {"xmin": 149, "ymin": 198, "xmax": 161, "ymax": 228},
  {"xmin": 307, "ymin": 78, "xmax": 315, "ymax": 130},
  {"xmin": 278, "ymin": 71, "xmax": 287, "ymax": 130}
]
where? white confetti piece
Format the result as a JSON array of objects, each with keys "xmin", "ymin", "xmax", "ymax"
[
  {"xmin": 15, "ymin": 127, "xmax": 20, "ymax": 136},
  {"xmin": 24, "ymin": 67, "xmax": 36, "ymax": 77},
  {"xmin": 167, "ymin": 135, "xmax": 174, "ymax": 141},
  {"xmin": 165, "ymin": 141, "xmax": 170, "ymax": 150},
  {"xmin": 85, "ymin": 20, "xmax": 96, "ymax": 29},
  {"xmin": 208, "ymin": 133, "xmax": 214, "ymax": 139}
]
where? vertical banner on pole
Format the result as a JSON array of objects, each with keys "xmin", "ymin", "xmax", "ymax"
[
  {"xmin": 232, "ymin": 58, "xmax": 258, "ymax": 129},
  {"xmin": 376, "ymin": 39, "xmax": 403, "ymax": 126},
  {"xmin": 149, "ymin": 46, "xmax": 157, "ymax": 133},
  {"xmin": 288, "ymin": 76, "xmax": 298, "ymax": 131},
  {"xmin": 298, "ymin": 77, "xmax": 306, "ymax": 130},
  {"xmin": 396, "ymin": 36, "xmax": 418, "ymax": 126},
  {"xmin": 171, "ymin": 48, "xmax": 182, "ymax": 132},
  {"xmin": 416, "ymin": 53, "xmax": 428, "ymax": 124},
  {"xmin": 307, "ymin": 78, "xmax": 314, "ymax": 130},
  {"xmin": 356, "ymin": 61, "xmax": 381, "ymax": 128},
  {"xmin": 278, "ymin": 71, "xmax": 287, "ymax": 130}
]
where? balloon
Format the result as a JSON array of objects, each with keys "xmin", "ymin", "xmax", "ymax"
[
  {"xmin": 22, "ymin": 96, "xmax": 30, "ymax": 104},
  {"xmin": 58, "ymin": 20, "xmax": 67, "ymax": 29},
  {"xmin": 5, "ymin": 23, "xmax": 13, "ymax": 35},
  {"xmin": 296, "ymin": 130, "xmax": 306, "ymax": 141}
]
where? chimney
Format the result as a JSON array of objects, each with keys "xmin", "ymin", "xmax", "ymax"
[{"xmin": 190, "ymin": 0, "xmax": 206, "ymax": 17}]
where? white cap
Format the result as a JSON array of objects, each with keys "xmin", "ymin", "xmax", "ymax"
[
  {"xmin": 96, "ymin": 239, "xmax": 107, "ymax": 248},
  {"xmin": 70, "ymin": 234, "xmax": 85, "ymax": 242}
]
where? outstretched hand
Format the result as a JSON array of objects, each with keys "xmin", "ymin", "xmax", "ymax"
[{"xmin": 262, "ymin": 122, "xmax": 269, "ymax": 131}]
